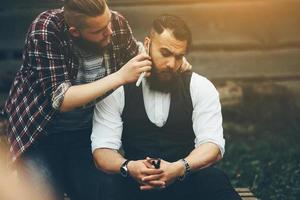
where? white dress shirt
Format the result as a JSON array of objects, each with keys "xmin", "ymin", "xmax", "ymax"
[{"xmin": 91, "ymin": 72, "xmax": 225, "ymax": 156}]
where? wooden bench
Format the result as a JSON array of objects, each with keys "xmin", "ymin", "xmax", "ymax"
[
  {"xmin": 236, "ymin": 188, "xmax": 258, "ymax": 200},
  {"xmin": 63, "ymin": 187, "xmax": 258, "ymax": 200}
]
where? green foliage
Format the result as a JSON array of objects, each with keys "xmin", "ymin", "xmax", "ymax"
[{"xmin": 218, "ymin": 83, "xmax": 300, "ymax": 200}]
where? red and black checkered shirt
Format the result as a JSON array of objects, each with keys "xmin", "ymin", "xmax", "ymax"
[{"xmin": 4, "ymin": 8, "xmax": 139, "ymax": 161}]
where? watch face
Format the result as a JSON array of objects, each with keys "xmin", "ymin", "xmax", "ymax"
[{"xmin": 120, "ymin": 165, "xmax": 128, "ymax": 177}]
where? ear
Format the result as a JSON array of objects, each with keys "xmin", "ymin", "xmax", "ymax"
[
  {"xmin": 144, "ymin": 37, "xmax": 150, "ymax": 53},
  {"xmin": 68, "ymin": 27, "xmax": 80, "ymax": 38}
]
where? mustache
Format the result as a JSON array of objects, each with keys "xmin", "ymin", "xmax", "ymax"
[{"xmin": 152, "ymin": 67, "xmax": 177, "ymax": 74}]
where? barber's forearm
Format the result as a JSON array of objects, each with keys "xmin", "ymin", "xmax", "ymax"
[
  {"xmin": 184, "ymin": 142, "xmax": 221, "ymax": 172},
  {"xmin": 93, "ymin": 148, "xmax": 126, "ymax": 174},
  {"xmin": 60, "ymin": 72, "xmax": 124, "ymax": 112}
]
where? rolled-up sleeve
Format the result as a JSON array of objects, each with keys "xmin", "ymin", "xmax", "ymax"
[
  {"xmin": 191, "ymin": 73, "xmax": 225, "ymax": 157},
  {"xmin": 91, "ymin": 86, "xmax": 125, "ymax": 152},
  {"xmin": 51, "ymin": 81, "xmax": 72, "ymax": 110}
]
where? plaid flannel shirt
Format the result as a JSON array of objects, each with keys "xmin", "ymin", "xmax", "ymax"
[{"xmin": 4, "ymin": 8, "xmax": 139, "ymax": 161}]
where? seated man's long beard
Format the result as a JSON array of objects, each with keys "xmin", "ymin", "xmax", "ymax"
[{"xmin": 147, "ymin": 67, "xmax": 179, "ymax": 93}]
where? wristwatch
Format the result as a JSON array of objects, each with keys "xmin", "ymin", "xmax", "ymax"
[
  {"xmin": 120, "ymin": 160, "xmax": 131, "ymax": 178},
  {"xmin": 178, "ymin": 158, "xmax": 191, "ymax": 181}
]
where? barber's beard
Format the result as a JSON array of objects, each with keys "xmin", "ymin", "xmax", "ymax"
[
  {"xmin": 147, "ymin": 67, "xmax": 179, "ymax": 93},
  {"xmin": 73, "ymin": 36, "xmax": 109, "ymax": 53}
]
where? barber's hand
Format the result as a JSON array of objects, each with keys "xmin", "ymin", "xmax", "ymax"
[
  {"xmin": 116, "ymin": 53, "xmax": 152, "ymax": 84},
  {"xmin": 127, "ymin": 160, "xmax": 165, "ymax": 189},
  {"xmin": 179, "ymin": 57, "xmax": 192, "ymax": 72},
  {"xmin": 140, "ymin": 159, "xmax": 185, "ymax": 190}
]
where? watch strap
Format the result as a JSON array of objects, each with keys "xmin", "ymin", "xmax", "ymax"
[
  {"xmin": 122, "ymin": 159, "xmax": 130, "ymax": 168},
  {"xmin": 178, "ymin": 158, "xmax": 191, "ymax": 181},
  {"xmin": 120, "ymin": 159, "xmax": 131, "ymax": 177}
]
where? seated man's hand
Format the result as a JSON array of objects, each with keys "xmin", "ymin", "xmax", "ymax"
[
  {"xmin": 140, "ymin": 159, "xmax": 185, "ymax": 190},
  {"xmin": 127, "ymin": 160, "xmax": 165, "ymax": 190}
]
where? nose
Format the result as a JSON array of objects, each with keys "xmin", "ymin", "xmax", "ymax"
[
  {"xmin": 167, "ymin": 57, "xmax": 177, "ymax": 71},
  {"xmin": 104, "ymin": 25, "xmax": 113, "ymax": 37}
]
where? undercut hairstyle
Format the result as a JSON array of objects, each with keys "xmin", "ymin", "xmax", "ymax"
[
  {"xmin": 64, "ymin": 0, "xmax": 107, "ymax": 29},
  {"xmin": 150, "ymin": 14, "xmax": 192, "ymax": 51}
]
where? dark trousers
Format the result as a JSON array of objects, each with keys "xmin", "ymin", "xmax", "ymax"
[
  {"xmin": 102, "ymin": 166, "xmax": 242, "ymax": 200},
  {"xmin": 18, "ymin": 129, "xmax": 105, "ymax": 200}
]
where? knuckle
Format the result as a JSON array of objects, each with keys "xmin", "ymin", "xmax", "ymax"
[{"xmin": 133, "ymin": 64, "xmax": 139, "ymax": 69}]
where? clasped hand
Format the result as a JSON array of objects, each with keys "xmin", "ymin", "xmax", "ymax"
[{"xmin": 127, "ymin": 157, "xmax": 184, "ymax": 191}]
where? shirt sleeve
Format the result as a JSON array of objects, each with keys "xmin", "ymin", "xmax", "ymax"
[
  {"xmin": 91, "ymin": 86, "xmax": 125, "ymax": 152},
  {"xmin": 120, "ymin": 15, "xmax": 139, "ymax": 63},
  {"xmin": 26, "ymin": 23, "xmax": 71, "ymax": 108},
  {"xmin": 190, "ymin": 73, "xmax": 225, "ymax": 157}
]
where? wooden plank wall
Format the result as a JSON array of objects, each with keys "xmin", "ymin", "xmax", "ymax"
[
  {"xmin": 0, "ymin": 0, "xmax": 300, "ymax": 101},
  {"xmin": 108, "ymin": 0, "xmax": 300, "ymax": 82}
]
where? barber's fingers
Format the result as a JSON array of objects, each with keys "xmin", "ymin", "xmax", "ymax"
[
  {"xmin": 137, "ymin": 66, "xmax": 152, "ymax": 74},
  {"xmin": 179, "ymin": 57, "xmax": 192, "ymax": 72},
  {"xmin": 134, "ymin": 53, "xmax": 151, "ymax": 61},
  {"xmin": 135, "ymin": 60, "xmax": 152, "ymax": 68},
  {"xmin": 143, "ymin": 72, "xmax": 151, "ymax": 78}
]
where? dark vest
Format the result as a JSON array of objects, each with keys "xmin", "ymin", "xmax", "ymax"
[{"xmin": 121, "ymin": 72, "xmax": 195, "ymax": 162}]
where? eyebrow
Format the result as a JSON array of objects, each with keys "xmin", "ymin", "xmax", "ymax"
[{"xmin": 161, "ymin": 47, "xmax": 185, "ymax": 57}]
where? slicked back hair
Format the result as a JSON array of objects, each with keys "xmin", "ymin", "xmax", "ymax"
[
  {"xmin": 150, "ymin": 14, "xmax": 192, "ymax": 51},
  {"xmin": 64, "ymin": 0, "xmax": 107, "ymax": 29}
]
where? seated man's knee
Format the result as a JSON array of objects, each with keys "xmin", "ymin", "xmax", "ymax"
[
  {"xmin": 193, "ymin": 167, "xmax": 242, "ymax": 200},
  {"xmin": 193, "ymin": 167, "xmax": 231, "ymax": 187},
  {"xmin": 196, "ymin": 167, "xmax": 228, "ymax": 178}
]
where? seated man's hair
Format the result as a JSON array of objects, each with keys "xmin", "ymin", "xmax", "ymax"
[
  {"xmin": 151, "ymin": 14, "xmax": 192, "ymax": 51},
  {"xmin": 64, "ymin": 0, "xmax": 107, "ymax": 29}
]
